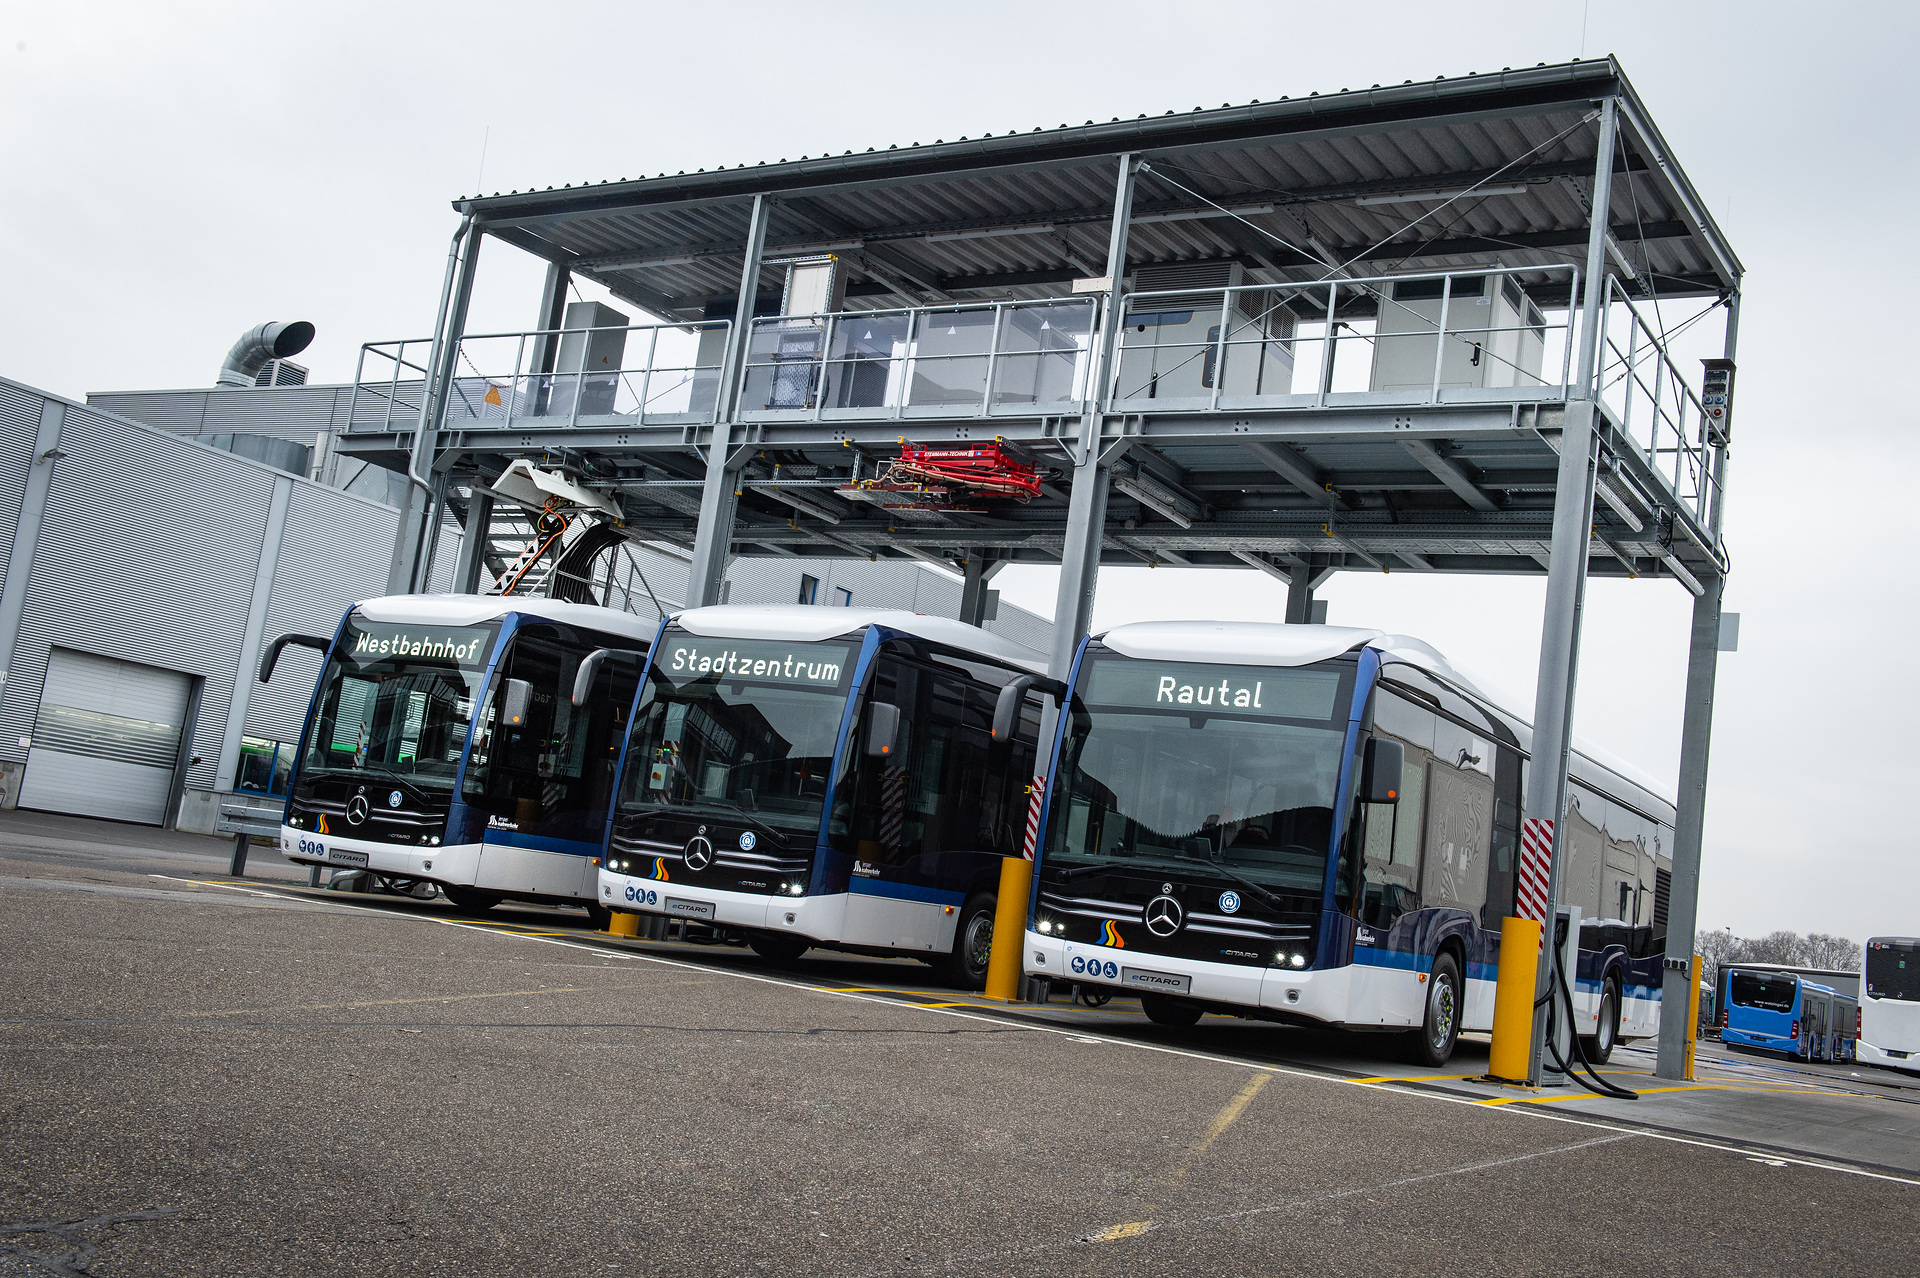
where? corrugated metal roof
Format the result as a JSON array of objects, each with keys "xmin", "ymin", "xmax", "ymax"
[{"xmin": 457, "ymin": 59, "xmax": 1739, "ymax": 321}]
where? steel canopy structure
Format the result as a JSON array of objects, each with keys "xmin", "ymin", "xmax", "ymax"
[{"xmin": 352, "ymin": 56, "xmax": 1740, "ymax": 1086}]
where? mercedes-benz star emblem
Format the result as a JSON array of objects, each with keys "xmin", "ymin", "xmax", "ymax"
[
  {"xmin": 345, "ymin": 795, "xmax": 369, "ymax": 826},
  {"xmin": 683, "ymin": 836, "xmax": 713, "ymax": 871},
  {"xmin": 1144, "ymin": 894, "xmax": 1184, "ymax": 937}
]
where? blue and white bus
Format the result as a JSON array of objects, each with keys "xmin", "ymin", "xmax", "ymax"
[
  {"xmin": 1022, "ymin": 621, "xmax": 1675, "ymax": 1066},
  {"xmin": 266, "ymin": 595, "xmax": 654, "ymax": 920},
  {"xmin": 1717, "ymin": 963, "xmax": 1858, "ymax": 1061},
  {"xmin": 594, "ymin": 605, "xmax": 1049, "ymax": 986},
  {"xmin": 1861, "ymin": 937, "xmax": 1920, "ymax": 1073}
]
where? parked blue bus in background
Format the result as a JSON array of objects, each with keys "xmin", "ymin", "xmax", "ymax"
[
  {"xmin": 266, "ymin": 595, "xmax": 653, "ymax": 921},
  {"xmin": 1718, "ymin": 963, "xmax": 1858, "ymax": 1061},
  {"xmin": 1021, "ymin": 621, "xmax": 1676, "ymax": 1066},
  {"xmin": 594, "ymin": 606, "xmax": 1049, "ymax": 987}
]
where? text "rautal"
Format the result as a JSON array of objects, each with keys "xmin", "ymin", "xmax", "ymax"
[{"xmin": 1156, "ymin": 677, "xmax": 1263, "ymax": 708}]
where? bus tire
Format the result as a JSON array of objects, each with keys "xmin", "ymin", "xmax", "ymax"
[
  {"xmin": 749, "ymin": 934, "xmax": 810, "ymax": 964},
  {"xmin": 442, "ymin": 884, "xmax": 502, "ymax": 912},
  {"xmin": 584, "ymin": 903, "xmax": 613, "ymax": 932},
  {"xmin": 1580, "ymin": 975, "xmax": 1621, "ymax": 1065},
  {"xmin": 936, "ymin": 891, "xmax": 997, "ymax": 990},
  {"xmin": 1141, "ymin": 994, "xmax": 1203, "ymax": 1028},
  {"xmin": 1407, "ymin": 951, "xmax": 1463, "ymax": 1067}
]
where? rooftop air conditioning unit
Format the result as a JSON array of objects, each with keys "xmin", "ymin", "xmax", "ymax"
[
  {"xmin": 1369, "ymin": 274, "xmax": 1547, "ymax": 394},
  {"xmin": 1115, "ymin": 261, "xmax": 1296, "ymax": 403}
]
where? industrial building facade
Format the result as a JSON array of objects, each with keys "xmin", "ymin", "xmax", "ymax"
[{"xmin": 0, "ymin": 373, "xmax": 1049, "ymax": 834}]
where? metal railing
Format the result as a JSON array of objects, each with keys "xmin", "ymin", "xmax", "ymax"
[
  {"xmin": 738, "ymin": 297, "xmax": 1098, "ymax": 419},
  {"xmin": 1113, "ymin": 265, "xmax": 1580, "ymax": 409},
  {"xmin": 1596, "ymin": 277, "xmax": 1721, "ymax": 527},
  {"xmin": 349, "ymin": 320, "xmax": 730, "ymax": 432}
]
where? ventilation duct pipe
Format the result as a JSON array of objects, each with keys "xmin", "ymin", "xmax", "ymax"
[{"xmin": 216, "ymin": 320, "xmax": 315, "ymax": 388}]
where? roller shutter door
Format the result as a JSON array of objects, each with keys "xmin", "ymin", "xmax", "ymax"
[{"xmin": 18, "ymin": 649, "xmax": 192, "ymax": 825}]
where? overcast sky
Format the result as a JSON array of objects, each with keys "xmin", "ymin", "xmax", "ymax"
[{"xmin": 2, "ymin": 1, "xmax": 1915, "ymax": 942}]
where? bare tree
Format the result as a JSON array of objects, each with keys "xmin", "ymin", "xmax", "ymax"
[{"xmin": 1802, "ymin": 933, "xmax": 1862, "ymax": 972}]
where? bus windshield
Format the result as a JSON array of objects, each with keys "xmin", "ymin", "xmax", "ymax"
[
  {"xmin": 1043, "ymin": 655, "xmax": 1353, "ymax": 896},
  {"xmin": 1728, "ymin": 971, "xmax": 1797, "ymax": 1012},
  {"xmin": 298, "ymin": 615, "xmax": 499, "ymax": 789},
  {"xmin": 617, "ymin": 632, "xmax": 859, "ymax": 836},
  {"xmin": 1867, "ymin": 940, "xmax": 1920, "ymax": 1002}
]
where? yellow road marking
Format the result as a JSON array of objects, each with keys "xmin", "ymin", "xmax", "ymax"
[
  {"xmin": 179, "ymin": 986, "xmax": 594, "ymax": 1018},
  {"xmin": 1092, "ymin": 1070, "xmax": 1273, "ymax": 1241},
  {"xmin": 1353, "ymin": 1072, "xmax": 1483, "ymax": 1084},
  {"xmin": 1172, "ymin": 1071, "xmax": 1273, "ymax": 1180},
  {"xmin": 1090, "ymin": 1221, "xmax": 1153, "ymax": 1241},
  {"xmin": 1477, "ymin": 1082, "xmax": 1830, "ymax": 1106}
]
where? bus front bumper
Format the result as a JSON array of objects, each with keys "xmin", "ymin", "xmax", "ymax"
[
  {"xmin": 1858, "ymin": 1039, "xmax": 1920, "ymax": 1073},
  {"xmin": 280, "ymin": 825, "xmax": 480, "ymax": 883},
  {"xmin": 1022, "ymin": 930, "xmax": 1357, "ymax": 1025},
  {"xmin": 598, "ymin": 869, "xmax": 841, "ymax": 939}
]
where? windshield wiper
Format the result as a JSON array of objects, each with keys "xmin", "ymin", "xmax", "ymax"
[{"xmin": 1171, "ymin": 854, "xmax": 1291, "ymax": 913}]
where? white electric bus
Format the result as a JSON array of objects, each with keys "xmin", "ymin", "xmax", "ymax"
[
  {"xmin": 265, "ymin": 595, "xmax": 653, "ymax": 920},
  {"xmin": 1861, "ymin": 937, "xmax": 1920, "ymax": 1073},
  {"xmin": 595, "ymin": 605, "xmax": 1050, "ymax": 986},
  {"xmin": 1023, "ymin": 621, "xmax": 1676, "ymax": 1066}
]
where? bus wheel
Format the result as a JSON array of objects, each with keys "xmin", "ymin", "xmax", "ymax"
[
  {"xmin": 584, "ymin": 903, "xmax": 613, "ymax": 932},
  {"xmin": 750, "ymin": 933, "xmax": 810, "ymax": 964},
  {"xmin": 442, "ymin": 884, "xmax": 502, "ymax": 912},
  {"xmin": 937, "ymin": 891, "xmax": 997, "ymax": 990},
  {"xmin": 1141, "ymin": 994, "xmax": 1203, "ymax": 1028},
  {"xmin": 1580, "ymin": 976, "xmax": 1621, "ymax": 1065},
  {"xmin": 1407, "ymin": 952, "xmax": 1462, "ymax": 1066}
]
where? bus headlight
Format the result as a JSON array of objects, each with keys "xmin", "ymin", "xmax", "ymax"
[
  {"xmin": 785, "ymin": 881, "xmax": 806, "ymax": 896},
  {"xmin": 1289, "ymin": 953, "xmax": 1307, "ymax": 968}
]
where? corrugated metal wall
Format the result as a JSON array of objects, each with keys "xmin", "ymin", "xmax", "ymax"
[
  {"xmin": 0, "ymin": 402, "xmax": 278, "ymax": 794},
  {"xmin": 0, "ymin": 378, "xmax": 421, "ymax": 810},
  {"xmin": 246, "ymin": 484, "xmax": 403, "ymax": 746}
]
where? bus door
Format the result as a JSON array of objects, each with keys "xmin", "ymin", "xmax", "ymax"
[{"xmin": 833, "ymin": 645, "xmax": 1038, "ymax": 953}]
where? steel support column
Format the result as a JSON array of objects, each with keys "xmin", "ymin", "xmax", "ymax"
[
  {"xmin": 958, "ymin": 554, "xmax": 1002, "ymax": 628},
  {"xmin": 1284, "ymin": 565, "xmax": 1314, "ymax": 625},
  {"xmin": 528, "ymin": 259, "xmax": 571, "ymax": 414},
  {"xmin": 1655, "ymin": 572, "xmax": 1723, "ymax": 1079},
  {"xmin": 453, "ymin": 489, "xmax": 495, "ymax": 594},
  {"xmin": 685, "ymin": 193, "xmax": 772, "ymax": 608},
  {"xmin": 1524, "ymin": 95, "xmax": 1619, "ymax": 1083},
  {"xmin": 1047, "ymin": 153, "xmax": 1136, "ymax": 682},
  {"xmin": 389, "ymin": 216, "xmax": 482, "ymax": 594}
]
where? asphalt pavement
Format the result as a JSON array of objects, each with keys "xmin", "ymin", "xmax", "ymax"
[{"xmin": 1, "ymin": 811, "xmax": 1914, "ymax": 1276}]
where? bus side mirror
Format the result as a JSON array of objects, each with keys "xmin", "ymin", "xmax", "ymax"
[
  {"xmin": 992, "ymin": 677, "xmax": 1035, "ymax": 743},
  {"xmin": 501, "ymin": 678, "xmax": 533, "ymax": 728},
  {"xmin": 572, "ymin": 648, "xmax": 643, "ymax": 706},
  {"xmin": 1360, "ymin": 737, "xmax": 1403, "ymax": 803},
  {"xmin": 258, "ymin": 633, "xmax": 331, "ymax": 683},
  {"xmin": 866, "ymin": 701, "xmax": 901, "ymax": 758}
]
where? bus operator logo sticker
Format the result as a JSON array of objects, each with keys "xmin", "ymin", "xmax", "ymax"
[
  {"xmin": 684, "ymin": 836, "xmax": 713, "ymax": 871},
  {"xmin": 1144, "ymin": 894, "xmax": 1184, "ymax": 937},
  {"xmin": 739, "ymin": 831, "xmax": 757, "ymax": 851},
  {"xmin": 1101, "ymin": 919, "xmax": 1126, "ymax": 948},
  {"xmin": 388, "ymin": 791, "xmax": 402, "ymax": 808},
  {"xmin": 345, "ymin": 795, "xmax": 369, "ymax": 826},
  {"xmin": 1219, "ymin": 890, "xmax": 1241, "ymax": 914},
  {"xmin": 1070, "ymin": 955, "xmax": 1120, "ymax": 979}
]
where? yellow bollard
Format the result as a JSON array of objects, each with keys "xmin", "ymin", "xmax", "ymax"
[
  {"xmin": 1487, "ymin": 915, "xmax": 1543, "ymax": 1083},
  {"xmin": 608, "ymin": 910, "xmax": 640, "ymax": 938},
  {"xmin": 1685, "ymin": 953, "xmax": 1704, "ymax": 1080},
  {"xmin": 982, "ymin": 855, "xmax": 1034, "ymax": 1002}
]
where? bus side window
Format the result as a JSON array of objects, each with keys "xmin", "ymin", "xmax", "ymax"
[
  {"xmin": 1422, "ymin": 718, "xmax": 1493, "ymax": 919},
  {"xmin": 1360, "ymin": 690, "xmax": 1434, "ymax": 930}
]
